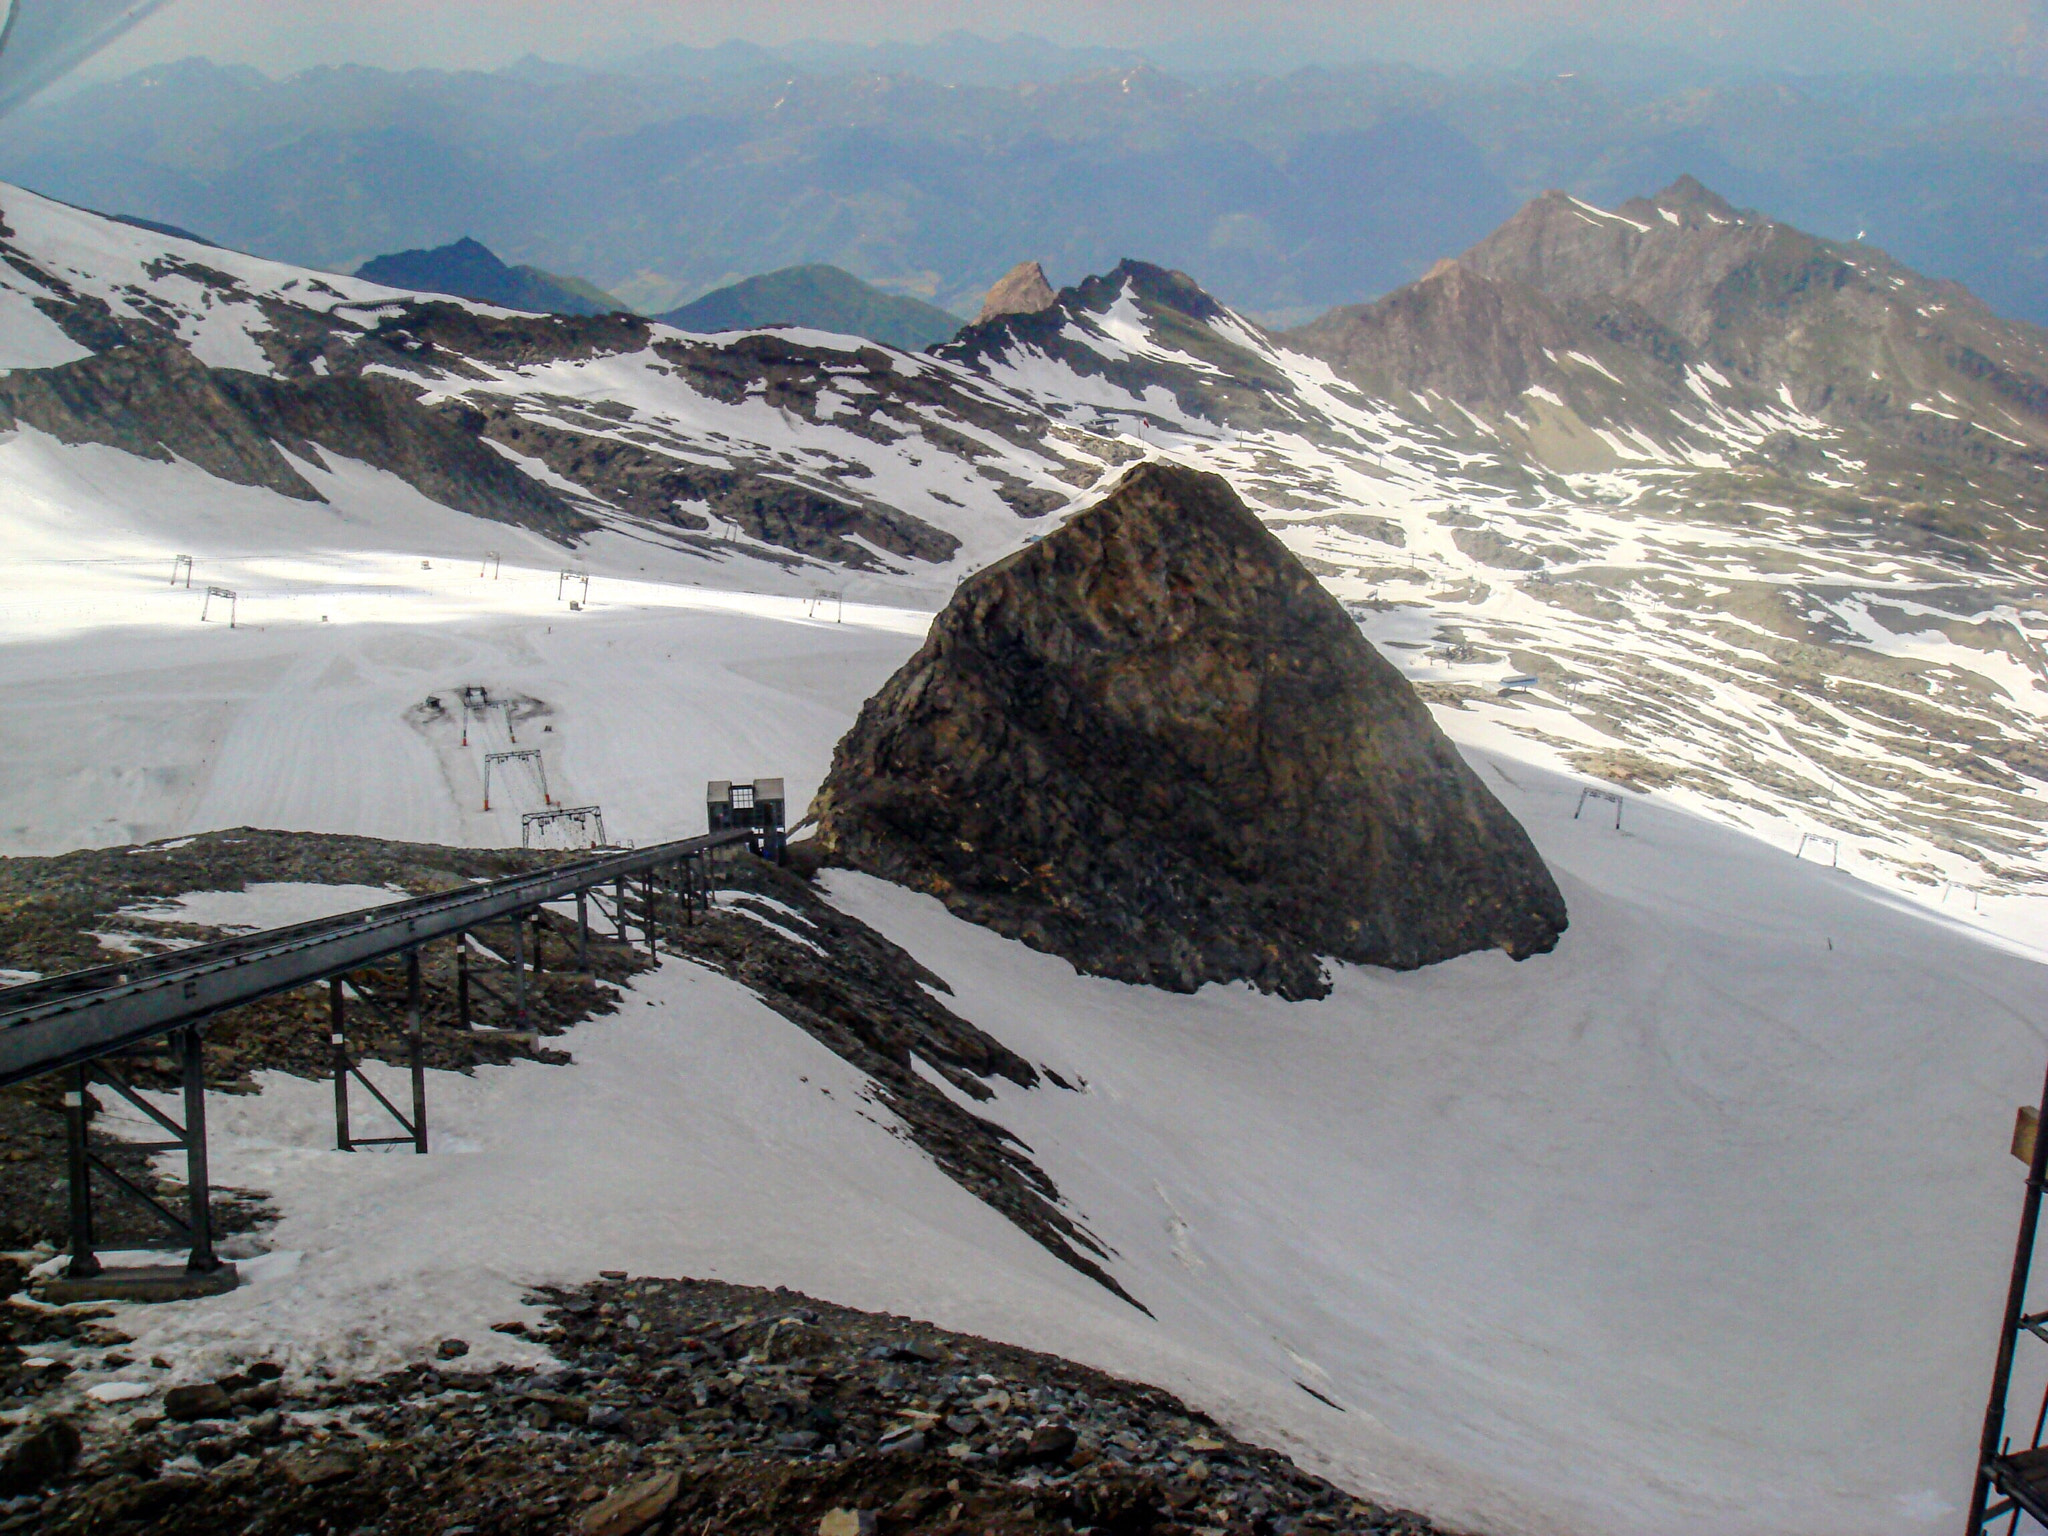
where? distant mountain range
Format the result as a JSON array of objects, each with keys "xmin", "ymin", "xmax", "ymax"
[
  {"xmin": 346, "ymin": 243, "xmax": 967, "ymax": 347},
  {"xmin": 656, "ymin": 265, "xmax": 963, "ymax": 349},
  {"xmin": 354, "ymin": 237, "xmax": 625, "ymax": 317},
  {"xmin": 582, "ymin": 30, "xmax": 1145, "ymax": 87},
  {"xmin": 4, "ymin": 170, "xmax": 2043, "ymax": 904},
  {"xmin": 3, "ymin": 47, "xmax": 2041, "ymax": 325}
]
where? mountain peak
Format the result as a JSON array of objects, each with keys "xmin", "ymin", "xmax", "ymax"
[
  {"xmin": 1111, "ymin": 260, "xmax": 1225, "ymax": 321},
  {"xmin": 656, "ymin": 264, "xmax": 964, "ymax": 350},
  {"xmin": 354, "ymin": 238, "xmax": 625, "ymax": 317},
  {"xmin": 978, "ymin": 261, "xmax": 1057, "ymax": 324},
  {"xmin": 357, "ymin": 236, "xmax": 514, "ymax": 293},
  {"xmin": 1653, "ymin": 175, "xmax": 1738, "ymax": 218}
]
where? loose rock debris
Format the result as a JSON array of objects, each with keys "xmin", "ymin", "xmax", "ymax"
[{"xmin": 8, "ymin": 1274, "xmax": 1452, "ymax": 1536}]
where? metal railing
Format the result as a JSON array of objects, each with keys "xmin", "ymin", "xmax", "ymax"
[
  {"xmin": 3, "ymin": 826, "xmax": 760, "ymax": 1292},
  {"xmin": 0, "ymin": 828, "xmax": 756, "ymax": 1089}
]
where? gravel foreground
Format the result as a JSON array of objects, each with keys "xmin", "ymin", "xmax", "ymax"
[{"xmin": 2, "ymin": 1271, "xmax": 1453, "ymax": 1536}]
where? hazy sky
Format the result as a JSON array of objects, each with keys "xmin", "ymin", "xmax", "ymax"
[{"xmin": 49, "ymin": 0, "xmax": 2048, "ymax": 80}]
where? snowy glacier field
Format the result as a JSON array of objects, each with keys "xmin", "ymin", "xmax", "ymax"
[{"xmin": 3, "ymin": 428, "xmax": 2048, "ymax": 1536}]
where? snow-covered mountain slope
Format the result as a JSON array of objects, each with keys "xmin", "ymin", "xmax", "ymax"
[
  {"xmin": 0, "ymin": 180, "xmax": 1104, "ymax": 596},
  {"xmin": 60, "ymin": 603, "xmax": 2048, "ymax": 1536},
  {"xmin": 6, "ymin": 178, "xmax": 2048, "ymax": 1536},
  {"xmin": 4, "ymin": 174, "xmax": 2045, "ymax": 921},
  {"xmin": 936, "ymin": 222, "xmax": 2048, "ymax": 912}
]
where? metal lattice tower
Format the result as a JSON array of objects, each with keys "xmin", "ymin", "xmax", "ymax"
[
  {"xmin": 483, "ymin": 748, "xmax": 550, "ymax": 812},
  {"xmin": 1968, "ymin": 1062, "xmax": 2048, "ymax": 1532}
]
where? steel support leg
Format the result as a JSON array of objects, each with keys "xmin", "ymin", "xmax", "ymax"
[
  {"xmin": 616, "ymin": 878, "xmax": 629, "ymax": 946},
  {"xmin": 577, "ymin": 891, "xmax": 589, "ymax": 970},
  {"xmin": 407, "ymin": 949, "xmax": 428, "ymax": 1155},
  {"xmin": 456, "ymin": 939, "xmax": 472, "ymax": 1030},
  {"xmin": 1969, "ymin": 1051, "xmax": 2048, "ymax": 1530},
  {"xmin": 512, "ymin": 917, "xmax": 528, "ymax": 1021},
  {"xmin": 532, "ymin": 911, "xmax": 545, "ymax": 975},
  {"xmin": 645, "ymin": 872, "xmax": 658, "ymax": 959},
  {"xmin": 331, "ymin": 978, "xmax": 352, "ymax": 1152},
  {"xmin": 63, "ymin": 1066, "xmax": 101, "ymax": 1279},
  {"xmin": 180, "ymin": 1028, "xmax": 220, "ymax": 1274}
]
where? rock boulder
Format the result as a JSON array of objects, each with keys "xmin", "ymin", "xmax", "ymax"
[{"xmin": 807, "ymin": 461, "xmax": 1567, "ymax": 998}]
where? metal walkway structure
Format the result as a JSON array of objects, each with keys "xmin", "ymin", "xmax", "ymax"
[
  {"xmin": 1969, "ymin": 1060, "xmax": 2048, "ymax": 1533},
  {"xmin": 1, "ymin": 827, "xmax": 760, "ymax": 1297}
]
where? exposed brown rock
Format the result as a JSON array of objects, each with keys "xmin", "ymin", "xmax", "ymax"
[
  {"xmin": 0, "ymin": 1416, "xmax": 79, "ymax": 1495},
  {"xmin": 808, "ymin": 460, "xmax": 1568, "ymax": 999},
  {"xmin": 35, "ymin": 1273, "xmax": 1451, "ymax": 1536},
  {"xmin": 1456, "ymin": 177, "xmax": 2048, "ymax": 453},
  {"xmin": 579, "ymin": 1468, "xmax": 681, "ymax": 1536},
  {"xmin": 162, "ymin": 1384, "xmax": 233, "ymax": 1422},
  {"xmin": 1286, "ymin": 258, "xmax": 1662, "ymax": 415},
  {"xmin": 977, "ymin": 261, "xmax": 1057, "ymax": 324}
]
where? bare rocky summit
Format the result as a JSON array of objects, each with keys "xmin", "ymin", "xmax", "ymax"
[
  {"xmin": 1288, "ymin": 177, "xmax": 2048, "ymax": 506},
  {"xmin": 977, "ymin": 261, "xmax": 1058, "ymax": 324},
  {"xmin": 806, "ymin": 461, "xmax": 1568, "ymax": 999}
]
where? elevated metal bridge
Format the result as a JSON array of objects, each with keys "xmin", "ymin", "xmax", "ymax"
[{"xmin": 0, "ymin": 827, "xmax": 762, "ymax": 1298}]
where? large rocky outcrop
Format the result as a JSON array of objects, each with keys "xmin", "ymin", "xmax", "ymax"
[
  {"xmin": 807, "ymin": 461, "xmax": 1568, "ymax": 998},
  {"xmin": 1455, "ymin": 177, "xmax": 2048, "ymax": 451},
  {"xmin": 978, "ymin": 260, "xmax": 1058, "ymax": 324},
  {"xmin": 1286, "ymin": 258, "xmax": 1677, "ymax": 416}
]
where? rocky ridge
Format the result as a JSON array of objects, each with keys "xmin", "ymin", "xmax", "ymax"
[
  {"xmin": 810, "ymin": 462, "xmax": 1567, "ymax": 999},
  {"xmin": 0, "ymin": 183, "xmax": 1101, "ymax": 578}
]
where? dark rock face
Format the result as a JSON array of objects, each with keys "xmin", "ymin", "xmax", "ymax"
[
  {"xmin": 0, "ymin": 331, "xmax": 595, "ymax": 542},
  {"xmin": 355, "ymin": 237, "xmax": 625, "ymax": 317},
  {"xmin": 809, "ymin": 461, "xmax": 1568, "ymax": 998}
]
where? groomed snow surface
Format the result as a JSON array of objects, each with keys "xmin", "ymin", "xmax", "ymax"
[
  {"xmin": 5, "ymin": 433, "xmax": 2048, "ymax": 1536},
  {"xmin": 82, "ymin": 754, "xmax": 2048, "ymax": 1536}
]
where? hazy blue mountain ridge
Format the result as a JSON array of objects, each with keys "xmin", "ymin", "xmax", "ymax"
[
  {"xmin": 1, "ymin": 45, "xmax": 2042, "ymax": 325},
  {"xmin": 656, "ymin": 265, "xmax": 964, "ymax": 349},
  {"xmin": 355, "ymin": 236, "xmax": 627, "ymax": 315}
]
